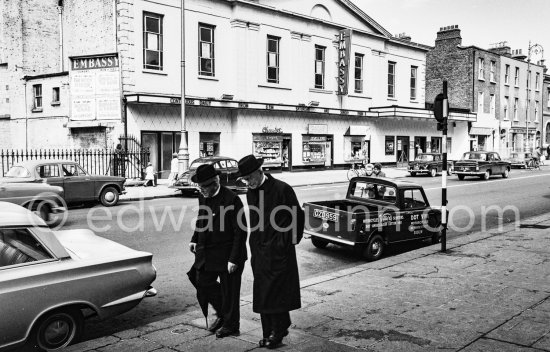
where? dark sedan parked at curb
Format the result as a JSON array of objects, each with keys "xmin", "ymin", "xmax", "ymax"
[
  {"xmin": 0, "ymin": 202, "xmax": 157, "ymax": 352},
  {"xmin": 171, "ymin": 156, "xmax": 247, "ymax": 195},
  {"xmin": 1, "ymin": 160, "xmax": 126, "ymax": 206},
  {"xmin": 408, "ymin": 153, "xmax": 453, "ymax": 177},
  {"xmin": 454, "ymin": 151, "xmax": 511, "ymax": 180},
  {"xmin": 0, "ymin": 182, "xmax": 66, "ymax": 224}
]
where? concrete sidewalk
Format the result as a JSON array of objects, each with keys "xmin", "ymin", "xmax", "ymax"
[
  {"xmin": 120, "ymin": 167, "xmax": 410, "ymax": 202},
  {"xmin": 67, "ymin": 212, "xmax": 550, "ymax": 351}
]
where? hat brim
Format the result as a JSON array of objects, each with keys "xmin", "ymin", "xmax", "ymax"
[
  {"xmin": 190, "ymin": 170, "xmax": 221, "ymax": 183},
  {"xmin": 238, "ymin": 158, "xmax": 264, "ymax": 177}
]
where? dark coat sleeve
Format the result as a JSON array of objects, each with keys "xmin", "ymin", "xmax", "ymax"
[
  {"xmin": 228, "ymin": 194, "xmax": 248, "ymax": 264},
  {"xmin": 272, "ymin": 182, "xmax": 304, "ymax": 247},
  {"xmin": 191, "ymin": 197, "xmax": 204, "ymax": 244}
]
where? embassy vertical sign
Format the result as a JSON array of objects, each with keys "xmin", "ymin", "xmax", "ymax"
[
  {"xmin": 69, "ymin": 53, "xmax": 121, "ymax": 121},
  {"xmin": 337, "ymin": 29, "xmax": 352, "ymax": 95}
]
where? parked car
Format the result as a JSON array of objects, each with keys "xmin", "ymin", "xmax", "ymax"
[
  {"xmin": 303, "ymin": 177, "xmax": 443, "ymax": 261},
  {"xmin": 0, "ymin": 182, "xmax": 66, "ymax": 223},
  {"xmin": 505, "ymin": 152, "xmax": 533, "ymax": 169},
  {"xmin": 454, "ymin": 151, "xmax": 511, "ymax": 180},
  {"xmin": 408, "ymin": 153, "xmax": 453, "ymax": 177},
  {"xmin": 0, "ymin": 202, "xmax": 157, "ymax": 351},
  {"xmin": 171, "ymin": 156, "xmax": 247, "ymax": 195},
  {"xmin": 1, "ymin": 160, "xmax": 126, "ymax": 206}
]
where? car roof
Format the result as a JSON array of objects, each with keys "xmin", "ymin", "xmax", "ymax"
[
  {"xmin": 0, "ymin": 202, "xmax": 47, "ymax": 227},
  {"xmin": 351, "ymin": 176, "xmax": 422, "ymax": 189},
  {"xmin": 192, "ymin": 156, "xmax": 237, "ymax": 163},
  {"xmin": 13, "ymin": 159, "xmax": 77, "ymax": 168}
]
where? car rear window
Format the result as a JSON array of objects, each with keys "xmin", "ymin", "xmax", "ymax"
[
  {"xmin": 0, "ymin": 228, "xmax": 53, "ymax": 267},
  {"xmin": 5, "ymin": 166, "xmax": 31, "ymax": 178},
  {"xmin": 189, "ymin": 161, "xmax": 206, "ymax": 170}
]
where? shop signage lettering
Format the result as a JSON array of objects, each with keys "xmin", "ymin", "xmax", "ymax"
[
  {"xmin": 262, "ymin": 126, "xmax": 283, "ymax": 134},
  {"xmin": 200, "ymin": 100, "xmax": 211, "ymax": 106},
  {"xmin": 185, "ymin": 99, "xmax": 195, "ymax": 105},
  {"xmin": 265, "ymin": 104, "xmax": 274, "ymax": 110},
  {"xmin": 170, "ymin": 97, "xmax": 181, "ymax": 104},
  {"xmin": 304, "ymin": 135, "xmax": 327, "ymax": 142},
  {"xmin": 357, "ymin": 111, "xmax": 364, "ymax": 116},
  {"xmin": 340, "ymin": 110, "xmax": 349, "ymax": 115},
  {"xmin": 239, "ymin": 102, "xmax": 249, "ymax": 108},
  {"xmin": 308, "ymin": 124, "xmax": 328, "ymax": 135},
  {"xmin": 324, "ymin": 108, "xmax": 330, "ymax": 113},
  {"xmin": 337, "ymin": 29, "xmax": 352, "ymax": 95},
  {"xmin": 253, "ymin": 133, "xmax": 283, "ymax": 142},
  {"xmin": 71, "ymin": 55, "xmax": 119, "ymax": 70},
  {"xmin": 296, "ymin": 105, "xmax": 308, "ymax": 112}
]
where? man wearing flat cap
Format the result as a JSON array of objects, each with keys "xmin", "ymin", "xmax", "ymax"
[
  {"xmin": 238, "ymin": 154, "xmax": 305, "ymax": 349},
  {"xmin": 189, "ymin": 164, "xmax": 248, "ymax": 338}
]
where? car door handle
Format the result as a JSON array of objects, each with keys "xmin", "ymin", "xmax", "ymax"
[{"xmin": 64, "ymin": 177, "xmax": 71, "ymax": 180}]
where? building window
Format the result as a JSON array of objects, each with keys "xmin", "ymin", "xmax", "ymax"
[
  {"xmin": 267, "ymin": 35, "xmax": 280, "ymax": 83},
  {"xmin": 199, "ymin": 23, "xmax": 215, "ymax": 76},
  {"xmin": 514, "ymin": 98, "xmax": 519, "ymax": 121},
  {"xmin": 387, "ymin": 62, "xmax": 396, "ymax": 98},
  {"xmin": 52, "ymin": 87, "xmax": 60, "ymax": 104},
  {"xmin": 32, "ymin": 84, "xmax": 42, "ymax": 109},
  {"xmin": 354, "ymin": 53, "xmax": 363, "ymax": 93},
  {"xmin": 446, "ymin": 137, "xmax": 452, "ymax": 154},
  {"xmin": 314, "ymin": 45, "xmax": 325, "ymax": 89},
  {"xmin": 505, "ymin": 64, "xmax": 510, "ymax": 85},
  {"xmin": 535, "ymin": 72, "xmax": 540, "ymax": 90},
  {"xmin": 385, "ymin": 136, "xmax": 395, "ymax": 155},
  {"xmin": 490, "ymin": 94, "xmax": 495, "ymax": 115},
  {"xmin": 548, "ymin": 89, "xmax": 550, "ymax": 108},
  {"xmin": 410, "ymin": 66, "xmax": 417, "ymax": 100},
  {"xmin": 514, "ymin": 67, "xmax": 519, "ymax": 86},
  {"xmin": 478, "ymin": 58, "xmax": 484, "ymax": 80},
  {"xmin": 478, "ymin": 92, "xmax": 484, "ymax": 113},
  {"xmin": 535, "ymin": 101, "xmax": 539, "ymax": 122},
  {"xmin": 504, "ymin": 96, "xmax": 509, "ymax": 120},
  {"xmin": 527, "ymin": 70, "xmax": 531, "ymax": 89},
  {"xmin": 490, "ymin": 61, "xmax": 496, "ymax": 82},
  {"xmin": 143, "ymin": 12, "xmax": 163, "ymax": 70}
]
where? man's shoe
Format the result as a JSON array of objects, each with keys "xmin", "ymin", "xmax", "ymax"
[
  {"xmin": 215, "ymin": 326, "xmax": 240, "ymax": 338},
  {"xmin": 265, "ymin": 332, "xmax": 286, "ymax": 349},
  {"xmin": 207, "ymin": 317, "xmax": 224, "ymax": 332}
]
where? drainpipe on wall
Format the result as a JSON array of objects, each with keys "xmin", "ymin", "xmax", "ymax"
[
  {"xmin": 23, "ymin": 80, "xmax": 28, "ymax": 150},
  {"xmin": 58, "ymin": 1, "xmax": 64, "ymax": 71}
]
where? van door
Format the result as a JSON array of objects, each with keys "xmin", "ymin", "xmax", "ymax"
[{"xmin": 401, "ymin": 188, "xmax": 430, "ymax": 241}]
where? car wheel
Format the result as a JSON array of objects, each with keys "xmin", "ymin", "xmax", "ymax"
[
  {"xmin": 100, "ymin": 186, "xmax": 119, "ymax": 207},
  {"xmin": 447, "ymin": 168, "xmax": 452, "ymax": 176},
  {"xmin": 363, "ymin": 235, "xmax": 384, "ymax": 261},
  {"xmin": 30, "ymin": 308, "xmax": 84, "ymax": 351},
  {"xmin": 311, "ymin": 236, "xmax": 329, "ymax": 249},
  {"xmin": 32, "ymin": 202, "xmax": 51, "ymax": 222},
  {"xmin": 430, "ymin": 168, "xmax": 437, "ymax": 177},
  {"xmin": 458, "ymin": 174, "xmax": 465, "ymax": 180},
  {"xmin": 482, "ymin": 170, "xmax": 490, "ymax": 180},
  {"xmin": 502, "ymin": 168, "xmax": 509, "ymax": 178}
]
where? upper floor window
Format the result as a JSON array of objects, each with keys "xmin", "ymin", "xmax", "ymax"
[
  {"xmin": 490, "ymin": 61, "xmax": 496, "ymax": 82},
  {"xmin": 354, "ymin": 53, "xmax": 363, "ymax": 93},
  {"xmin": 490, "ymin": 94, "xmax": 495, "ymax": 115},
  {"xmin": 504, "ymin": 96, "xmax": 509, "ymax": 120},
  {"xmin": 314, "ymin": 45, "xmax": 325, "ymax": 89},
  {"xmin": 478, "ymin": 58, "xmax": 484, "ymax": 80},
  {"xmin": 548, "ymin": 89, "xmax": 550, "ymax": 108},
  {"xmin": 527, "ymin": 70, "xmax": 531, "ymax": 89},
  {"xmin": 478, "ymin": 91, "xmax": 484, "ymax": 112},
  {"xmin": 504, "ymin": 64, "xmax": 510, "ymax": 85},
  {"xmin": 410, "ymin": 66, "xmax": 417, "ymax": 100},
  {"xmin": 535, "ymin": 72, "xmax": 540, "ymax": 90},
  {"xmin": 52, "ymin": 87, "xmax": 60, "ymax": 104},
  {"xmin": 514, "ymin": 67, "xmax": 519, "ymax": 86},
  {"xmin": 33, "ymin": 84, "xmax": 42, "ymax": 109},
  {"xmin": 387, "ymin": 61, "xmax": 396, "ymax": 98},
  {"xmin": 267, "ymin": 35, "xmax": 280, "ymax": 84},
  {"xmin": 143, "ymin": 12, "xmax": 163, "ymax": 70},
  {"xmin": 514, "ymin": 98, "xmax": 519, "ymax": 120},
  {"xmin": 199, "ymin": 23, "xmax": 215, "ymax": 76},
  {"xmin": 535, "ymin": 101, "xmax": 539, "ymax": 121}
]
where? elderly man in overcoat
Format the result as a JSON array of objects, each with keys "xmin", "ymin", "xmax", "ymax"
[
  {"xmin": 238, "ymin": 154, "xmax": 305, "ymax": 349},
  {"xmin": 189, "ymin": 164, "xmax": 248, "ymax": 338}
]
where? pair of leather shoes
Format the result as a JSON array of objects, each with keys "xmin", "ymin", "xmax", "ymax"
[
  {"xmin": 215, "ymin": 326, "xmax": 240, "ymax": 338},
  {"xmin": 264, "ymin": 330, "xmax": 289, "ymax": 349},
  {"xmin": 207, "ymin": 317, "xmax": 224, "ymax": 332}
]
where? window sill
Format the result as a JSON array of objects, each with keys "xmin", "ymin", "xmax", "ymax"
[
  {"xmin": 198, "ymin": 75, "xmax": 219, "ymax": 81},
  {"xmin": 31, "ymin": 108, "xmax": 43, "ymax": 113},
  {"xmin": 410, "ymin": 100, "xmax": 420, "ymax": 104},
  {"xmin": 0, "ymin": 114, "xmax": 10, "ymax": 120},
  {"xmin": 309, "ymin": 88, "xmax": 333, "ymax": 94},
  {"xmin": 387, "ymin": 98, "xmax": 398, "ymax": 101},
  {"xmin": 348, "ymin": 93, "xmax": 372, "ymax": 100},
  {"xmin": 258, "ymin": 83, "xmax": 292, "ymax": 90},
  {"xmin": 142, "ymin": 69, "xmax": 167, "ymax": 76},
  {"xmin": 490, "ymin": 80, "xmax": 496, "ymax": 84},
  {"xmin": 478, "ymin": 78, "xmax": 485, "ymax": 82},
  {"xmin": 51, "ymin": 101, "xmax": 61, "ymax": 106}
]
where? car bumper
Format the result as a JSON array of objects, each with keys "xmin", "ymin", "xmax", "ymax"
[
  {"xmin": 408, "ymin": 169, "xmax": 429, "ymax": 174},
  {"xmin": 455, "ymin": 171, "xmax": 483, "ymax": 176}
]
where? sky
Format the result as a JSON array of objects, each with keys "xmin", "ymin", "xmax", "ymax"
[{"xmin": 352, "ymin": 0, "xmax": 548, "ymax": 64}]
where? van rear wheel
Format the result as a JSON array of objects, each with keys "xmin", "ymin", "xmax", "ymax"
[
  {"xmin": 363, "ymin": 235, "xmax": 384, "ymax": 261},
  {"xmin": 311, "ymin": 236, "xmax": 329, "ymax": 249}
]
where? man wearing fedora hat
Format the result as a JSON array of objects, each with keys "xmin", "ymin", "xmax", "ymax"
[
  {"xmin": 238, "ymin": 154, "xmax": 305, "ymax": 349},
  {"xmin": 188, "ymin": 164, "xmax": 248, "ymax": 338}
]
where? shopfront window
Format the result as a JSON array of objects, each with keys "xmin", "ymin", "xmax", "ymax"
[
  {"xmin": 385, "ymin": 136, "xmax": 395, "ymax": 155},
  {"xmin": 199, "ymin": 132, "xmax": 220, "ymax": 157},
  {"xmin": 431, "ymin": 137, "xmax": 442, "ymax": 153},
  {"xmin": 344, "ymin": 136, "xmax": 367, "ymax": 162},
  {"xmin": 302, "ymin": 135, "xmax": 327, "ymax": 163},
  {"xmin": 253, "ymin": 134, "xmax": 283, "ymax": 166}
]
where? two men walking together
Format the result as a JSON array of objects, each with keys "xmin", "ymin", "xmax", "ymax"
[{"xmin": 188, "ymin": 154, "xmax": 305, "ymax": 349}]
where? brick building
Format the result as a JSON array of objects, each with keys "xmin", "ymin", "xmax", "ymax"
[
  {"xmin": 543, "ymin": 73, "xmax": 550, "ymax": 147},
  {"xmin": 427, "ymin": 25, "xmax": 546, "ymax": 157},
  {"xmin": 1, "ymin": 0, "xmax": 475, "ymax": 175}
]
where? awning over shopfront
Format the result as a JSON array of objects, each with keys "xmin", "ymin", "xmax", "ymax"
[{"xmin": 469, "ymin": 127, "xmax": 493, "ymax": 135}]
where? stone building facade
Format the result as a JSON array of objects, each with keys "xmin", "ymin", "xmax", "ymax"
[{"xmin": 1, "ymin": 0, "xmax": 475, "ymax": 175}]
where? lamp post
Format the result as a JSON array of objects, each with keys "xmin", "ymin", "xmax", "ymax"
[
  {"xmin": 525, "ymin": 41, "xmax": 544, "ymax": 152},
  {"xmin": 178, "ymin": 0, "xmax": 189, "ymax": 173}
]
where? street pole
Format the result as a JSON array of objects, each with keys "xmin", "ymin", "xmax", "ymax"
[
  {"xmin": 178, "ymin": 0, "xmax": 189, "ymax": 173},
  {"xmin": 441, "ymin": 80, "xmax": 448, "ymax": 252}
]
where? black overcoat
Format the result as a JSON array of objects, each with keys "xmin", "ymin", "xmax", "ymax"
[
  {"xmin": 246, "ymin": 174, "xmax": 305, "ymax": 314},
  {"xmin": 191, "ymin": 186, "xmax": 248, "ymax": 271}
]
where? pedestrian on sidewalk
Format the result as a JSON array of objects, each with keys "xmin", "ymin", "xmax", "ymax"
[
  {"xmin": 144, "ymin": 162, "xmax": 156, "ymax": 187},
  {"xmin": 238, "ymin": 154, "xmax": 305, "ymax": 349},
  {"xmin": 168, "ymin": 153, "xmax": 179, "ymax": 186},
  {"xmin": 188, "ymin": 164, "xmax": 248, "ymax": 338},
  {"xmin": 373, "ymin": 163, "xmax": 386, "ymax": 177}
]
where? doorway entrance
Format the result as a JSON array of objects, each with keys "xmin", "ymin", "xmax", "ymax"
[
  {"xmin": 396, "ymin": 136, "xmax": 410, "ymax": 167},
  {"xmin": 141, "ymin": 131, "xmax": 181, "ymax": 179}
]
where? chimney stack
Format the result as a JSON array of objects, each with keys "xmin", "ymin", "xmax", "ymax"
[
  {"xmin": 489, "ymin": 42, "xmax": 511, "ymax": 57},
  {"xmin": 511, "ymin": 49, "xmax": 527, "ymax": 61},
  {"xmin": 435, "ymin": 25, "xmax": 462, "ymax": 46}
]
